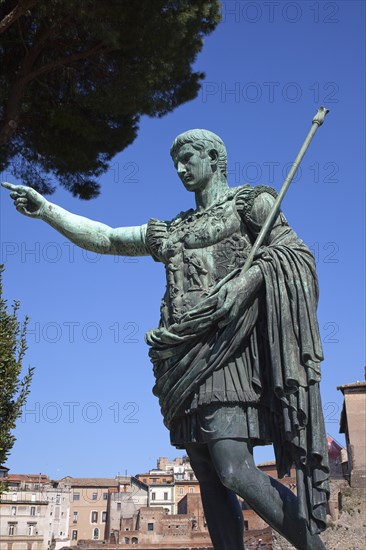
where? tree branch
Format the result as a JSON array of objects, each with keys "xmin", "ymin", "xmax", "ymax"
[
  {"xmin": 0, "ymin": 40, "xmax": 116, "ymax": 146},
  {"xmin": 0, "ymin": 1, "xmax": 38, "ymax": 35},
  {"xmin": 17, "ymin": 17, "xmax": 29, "ymax": 54},
  {"xmin": 24, "ymin": 43, "xmax": 116, "ymax": 83},
  {"xmin": 0, "ymin": 23, "xmax": 58, "ymax": 146}
]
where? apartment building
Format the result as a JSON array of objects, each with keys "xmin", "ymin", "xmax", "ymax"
[
  {"xmin": 147, "ymin": 483, "xmax": 175, "ymax": 515},
  {"xmin": 105, "ymin": 477, "xmax": 148, "ymax": 539},
  {"xmin": 156, "ymin": 457, "xmax": 188, "ymax": 471},
  {"xmin": 134, "ymin": 470, "xmax": 173, "ymax": 485},
  {"xmin": 62, "ymin": 477, "xmax": 119, "ymax": 544},
  {"xmin": 338, "ymin": 379, "xmax": 366, "ymax": 487},
  {"xmin": 172, "ymin": 462, "xmax": 199, "ymax": 513},
  {"xmin": 0, "ymin": 467, "xmax": 9, "ymax": 479},
  {"xmin": 0, "ymin": 474, "xmax": 70, "ymax": 550}
]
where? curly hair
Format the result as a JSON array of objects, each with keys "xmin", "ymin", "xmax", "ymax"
[{"xmin": 170, "ymin": 129, "xmax": 227, "ymax": 178}]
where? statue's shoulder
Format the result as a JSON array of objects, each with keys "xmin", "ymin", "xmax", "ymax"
[
  {"xmin": 148, "ymin": 207, "xmax": 194, "ymax": 230},
  {"xmin": 145, "ymin": 217, "xmax": 169, "ymax": 259},
  {"xmin": 169, "ymin": 208, "xmax": 195, "ymax": 227},
  {"xmin": 233, "ymin": 183, "xmax": 277, "ymax": 199},
  {"xmin": 234, "ymin": 184, "xmax": 277, "ymax": 216},
  {"xmin": 146, "ymin": 208, "xmax": 194, "ymax": 262}
]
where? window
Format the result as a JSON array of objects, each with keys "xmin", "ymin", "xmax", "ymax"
[
  {"xmin": 131, "ymin": 538, "xmax": 138, "ymax": 545},
  {"xmin": 244, "ymin": 520, "xmax": 249, "ymax": 530},
  {"xmin": 30, "ymin": 506, "xmax": 36, "ymax": 516},
  {"xmin": 151, "ymin": 492, "xmax": 156, "ymax": 501},
  {"xmin": 93, "ymin": 528, "xmax": 99, "ymax": 540},
  {"xmin": 103, "ymin": 492, "xmax": 108, "ymax": 500},
  {"xmin": 164, "ymin": 492, "xmax": 168, "ymax": 500},
  {"xmin": 147, "ymin": 523, "xmax": 154, "ymax": 531},
  {"xmin": 27, "ymin": 524, "xmax": 35, "ymax": 536},
  {"xmin": 102, "ymin": 511, "xmax": 107, "ymax": 523},
  {"xmin": 73, "ymin": 511, "xmax": 78, "ymax": 523},
  {"xmin": 92, "ymin": 492, "xmax": 98, "ymax": 501},
  {"xmin": 73, "ymin": 492, "xmax": 80, "ymax": 501},
  {"xmin": 11, "ymin": 506, "xmax": 16, "ymax": 516},
  {"xmin": 189, "ymin": 487, "xmax": 194, "ymax": 493},
  {"xmin": 12, "ymin": 493, "xmax": 17, "ymax": 502},
  {"xmin": 72, "ymin": 530, "xmax": 78, "ymax": 541},
  {"xmin": 179, "ymin": 488, "xmax": 184, "ymax": 495},
  {"xmin": 8, "ymin": 524, "xmax": 16, "ymax": 536},
  {"xmin": 91, "ymin": 511, "xmax": 98, "ymax": 523},
  {"xmin": 189, "ymin": 473, "xmax": 194, "ymax": 480},
  {"xmin": 55, "ymin": 494, "xmax": 61, "ymax": 504},
  {"xmin": 116, "ymin": 502, "xmax": 121, "ymax": 511}
]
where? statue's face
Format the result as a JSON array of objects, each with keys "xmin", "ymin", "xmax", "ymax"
[{"xmin": 174, "ymin": 143, "xmax": 212, "ymax": 192}]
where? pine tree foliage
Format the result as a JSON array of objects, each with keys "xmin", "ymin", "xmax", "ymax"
[
  {"xmin": 0, "ymin": 0, "xmax": 221, "ymax": 198},
  {"xmin": 0, "ymin": 264, "xmax": 34, "ymax": 467}
]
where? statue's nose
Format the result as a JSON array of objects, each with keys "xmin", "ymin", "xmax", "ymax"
[{"xmin": 177, "ymin": 161, "xmax": 186, "ymax": 175}]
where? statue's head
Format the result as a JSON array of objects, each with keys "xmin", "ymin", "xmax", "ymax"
[{"xmin": 170, "ymin": 129, "xmax": 227, "ymax": 178}]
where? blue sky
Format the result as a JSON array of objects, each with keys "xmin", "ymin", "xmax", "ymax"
[{"xmin": 1, "ymin": 1, "xmax": 365, "ymax": 478}]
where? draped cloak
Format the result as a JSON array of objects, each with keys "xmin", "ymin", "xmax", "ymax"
[{"xmin": 144, "ymin": 185, "xmax": 330, "ymax": 534}]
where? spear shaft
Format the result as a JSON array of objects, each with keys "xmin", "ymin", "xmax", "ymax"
[{"xmin": 242, "ymin": 106, "xmax": 329, "ymax": 272}]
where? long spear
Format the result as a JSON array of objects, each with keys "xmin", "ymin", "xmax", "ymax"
[{"xmin": 242, "ymin": 106, "xmax": 329, "ymax": 272}]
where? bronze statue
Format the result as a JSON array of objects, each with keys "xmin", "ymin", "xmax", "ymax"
[{"xmin": 2, "ymin": 127, "xmax": 329, "ymax": 550}]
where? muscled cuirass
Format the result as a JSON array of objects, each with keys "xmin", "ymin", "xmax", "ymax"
[{"xmin": 153, "ymin": 192, "xmax": 253, "ymax": 326}]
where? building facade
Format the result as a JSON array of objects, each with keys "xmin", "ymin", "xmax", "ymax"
[
  {"xmin": 147, "ymin": 484, "xmax": 175, "ymax": 515},
  {"xmin": 338, "ymin": 379, "xmax": 366, "ymax": 487},
  {"xmin": 134, "ymin": 471, "xmax": 173, "ymax": 485},
  {"xmin": 62, "ymin": 477, "xmax": 119, "ymax": 544},
  {"xmin": 0, "ymin": 474, "xmax": 70, "ymax": 550},
  {"xmin": 106, "ymin": 477, "xmax": 148, "ymax": 541}
]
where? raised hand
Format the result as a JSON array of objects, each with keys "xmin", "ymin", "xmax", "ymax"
[
  {"xmin": 178, "ymin": 280, "xmax": 244, "ymax": 330},
  {"xmin": 176, "ymin": 266, "xmax": 263, "ymax": 334},
  {"xmin": 1, "ymin": 182, "xmax": 47, "ymax": 218}
]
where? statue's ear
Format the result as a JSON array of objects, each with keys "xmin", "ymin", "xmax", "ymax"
[{"xmin": 208, "ymin": 148, "xmax": 219, "ymax": 166}]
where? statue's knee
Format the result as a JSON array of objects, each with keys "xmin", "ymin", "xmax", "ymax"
[
  {"xmin": 217, "ymin": 464, "xmax": 263, "ymax": 503},
  {"xmin": 217, "ymin": 466, "xmax": 238, "ymax": 492}
]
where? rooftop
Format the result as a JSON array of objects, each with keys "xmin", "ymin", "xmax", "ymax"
[
  {"xmin": 61, "ymin": 477, "xmax": 119, "ymax": 488},
  {"xmin": 256, "ymin": 461, "xmax": 276, "ymax": 468},
  {"xmin": 5, "ymin": 474, "xmax": 50, "ymax": 483},
  {"xmin": 337, "ymin": 380, "xmax": 366, "ymax": 392}
]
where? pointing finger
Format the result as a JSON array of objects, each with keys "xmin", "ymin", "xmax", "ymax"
[
  {"xmin": 2, "ymin": 181, "xmax": 29, "ymax": 194},
  {"xmin": 1, "ymin": 181, "xmax": 19, "ymax": 191}
]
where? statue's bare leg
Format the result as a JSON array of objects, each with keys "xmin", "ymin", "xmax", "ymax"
[
  {"xmin": 185, "ymin": 443, "xmax": 245, "ymax": 550},
  {"xmin": 207, "ymin": 438, "xmax": 325, "ymax": 550}
]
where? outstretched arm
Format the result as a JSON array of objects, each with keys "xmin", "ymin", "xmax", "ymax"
[{"xmin": 1, "ymin": 182, "xmax": 150, "ymax": 257}]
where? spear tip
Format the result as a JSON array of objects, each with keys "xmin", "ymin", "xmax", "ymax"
[{"xmin": 312, "ymin": 106, "xmax": 330, "ymax": 126}]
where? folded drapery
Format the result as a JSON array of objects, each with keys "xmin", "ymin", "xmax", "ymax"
[{"xmin": 146, "ymin": 223, "xmax": 329, "ymax": 534}]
